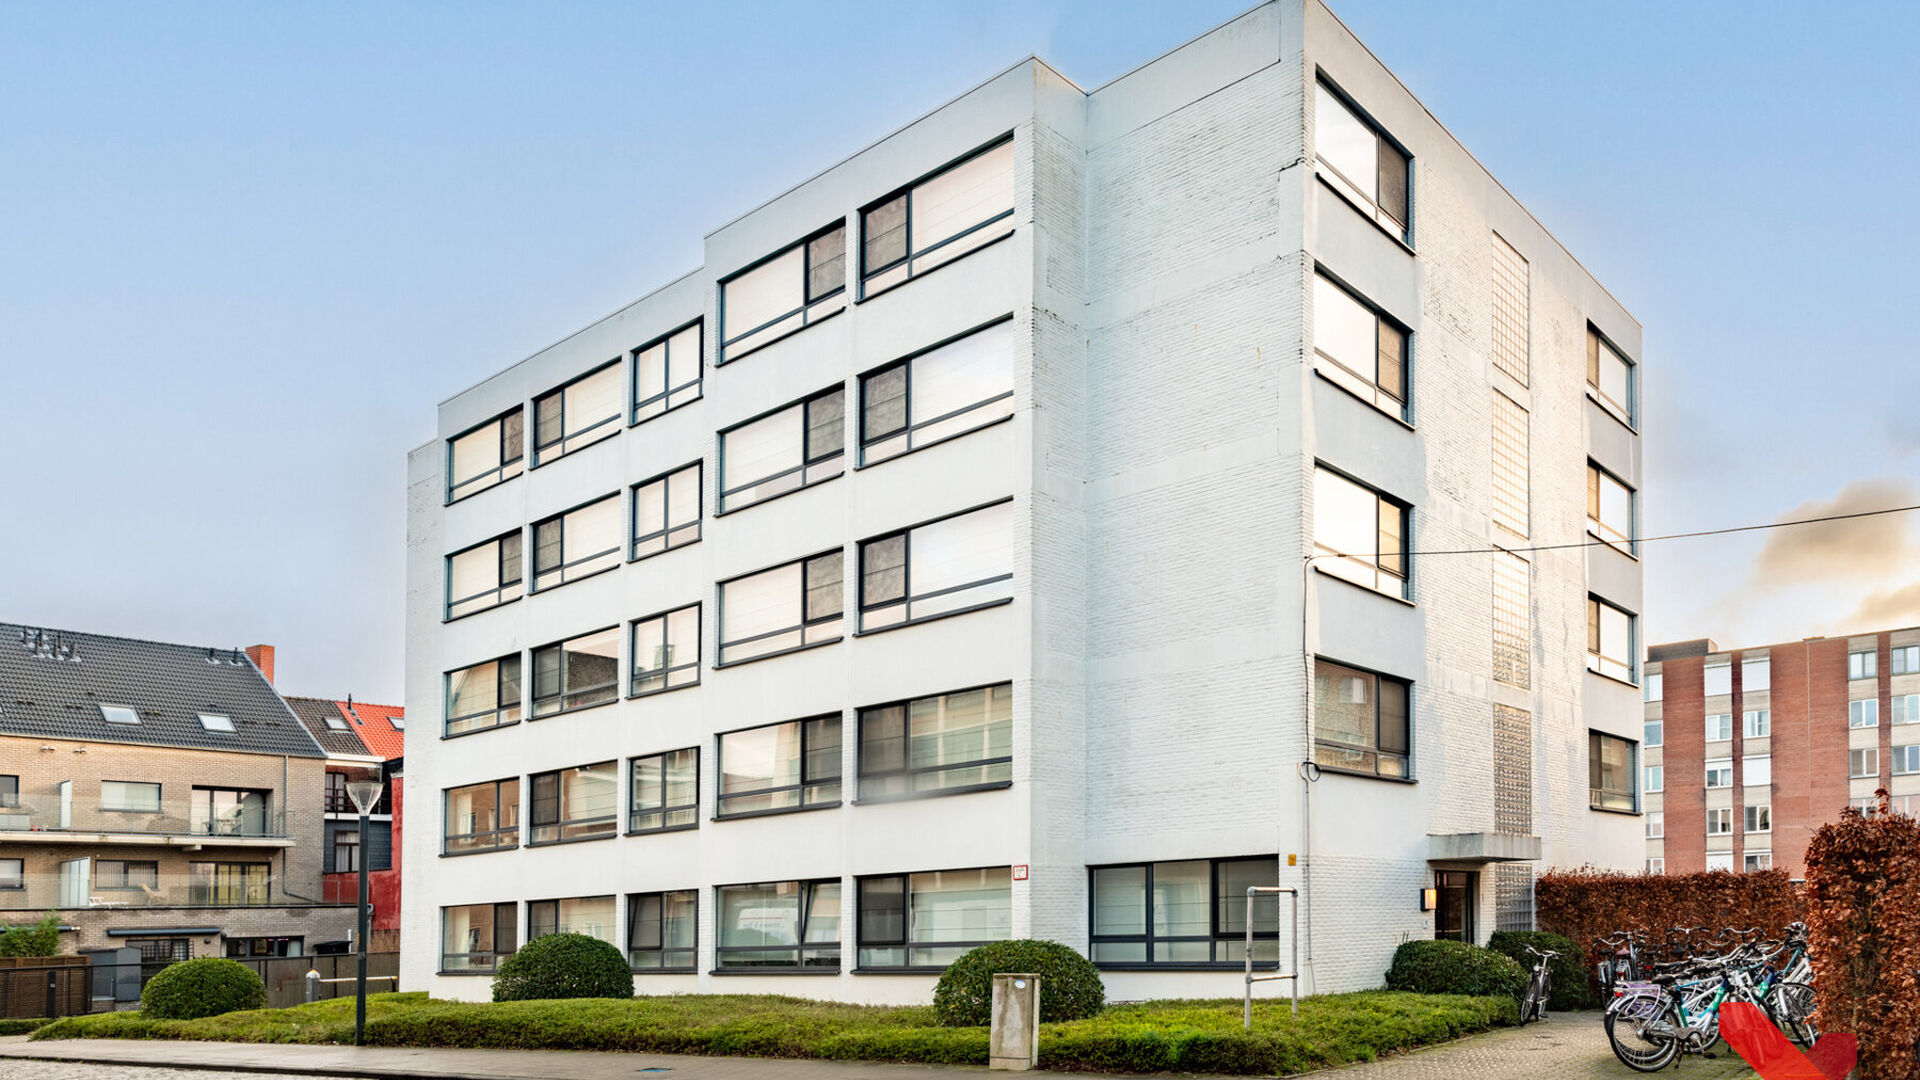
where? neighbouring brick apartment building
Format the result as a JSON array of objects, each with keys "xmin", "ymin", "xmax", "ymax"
[
  {"xmin": 0, "ymin": 624, "xmax": 357, "ymax": 965},
  {"xmin": 1643, "ymin": 627, "xmax": 1920, "ymax": 878},
  {"xmin": 286, "ymin": 693, "xmax": 404, "ymax": 944},
  {"xmin": 405, "ymin": 0, "xmax": 1646, "ymax": 1003}
]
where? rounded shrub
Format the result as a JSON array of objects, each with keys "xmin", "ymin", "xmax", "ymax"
[
  {"xmin": 490, "ymin": 933, "xmax": 633, "ymax": 1002},
  {"xmin": 140, "ymin": 957, "xmax": 266, "ymax": 1020},
  {"xmin": 933, "ymin": 939, "xmax": 1104, "ymax": 1027},
  {"xmin": 1384, "ymin": 939, "xmax": 1527, "ymax": 1000},
  {"xmin": 1486, "ymin": 930, "xmax": 1595, "ymax": 1010}
]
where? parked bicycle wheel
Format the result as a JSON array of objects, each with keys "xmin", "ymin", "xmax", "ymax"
[
  {"xmin": 1606, "ymin": 993, "xmax": 1683, "ymax": 1072},
  {"xmin": 1519, "ymin": 970, "xmax": 1545, "ymax": 1024},
  {"xmin": 1767, "ymin": 981, "xmax": 1819, "ymax": 1047}
]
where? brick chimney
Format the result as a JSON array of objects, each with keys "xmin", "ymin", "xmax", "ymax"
[{"xmin": 244, "ymin": 644, "xmax": 276, "ymax": 685}]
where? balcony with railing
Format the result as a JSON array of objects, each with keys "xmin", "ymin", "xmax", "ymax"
[
  {"xmin": 0, "ymin": 793, "xmax": 296, "ymax": 847},
  {"xmin": 0, "ymin": 865, "xmax": 323, "ymax": 911}
]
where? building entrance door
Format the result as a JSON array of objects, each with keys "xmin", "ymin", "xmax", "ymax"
[{"xmin": 1434, "ymin": 871, "xmax": 1476, "ymax": 942}]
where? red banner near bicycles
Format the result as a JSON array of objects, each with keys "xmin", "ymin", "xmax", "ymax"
[{"xmin": 1718, "ymin": 1002, "xmax": 1856, "ymax": 1080}]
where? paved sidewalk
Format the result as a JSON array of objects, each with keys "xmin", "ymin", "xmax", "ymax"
[{"xmin": 1311, "ymin": 1018, "xmax": 1760, "ymax": 1080}]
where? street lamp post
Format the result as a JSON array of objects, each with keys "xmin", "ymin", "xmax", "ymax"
[{"xmin": 345, "ymin": 780, "xmax": 384, "ymax": 1047}]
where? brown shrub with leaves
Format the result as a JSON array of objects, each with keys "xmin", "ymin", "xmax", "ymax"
[
  {"xmin": 1804, "ymin": 791, "xmax": 1920, "ymax": 1080},
  {"xmin": 1534, "ymin": 866, "xmax": 1801, "ymax": 973}
]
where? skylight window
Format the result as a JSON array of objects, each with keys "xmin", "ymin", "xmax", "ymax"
[
  {"xmin": 389, "ymin": 716, "xmax": 405, "ymax": 731},
  {"xmin": 325, "ymin": 714, "xmax": 349, "ymax": 731},
  {"xmin": 100, "ymin": 705, "xmax": 140, "ymax": 725},
  {"xmin": 198, "ymin": 713, "xmax": 234, "ymax": 733}
]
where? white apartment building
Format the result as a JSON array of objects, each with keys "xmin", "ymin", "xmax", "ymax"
[{"xmin": 403, "ymin": 0, "xmax": 1646, "ymax": 1004}]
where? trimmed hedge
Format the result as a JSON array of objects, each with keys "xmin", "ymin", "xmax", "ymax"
[
  {"xmin": 491, "ymin": 933, "xmax": 633, "ymax": 1002},
  {"xmin": 1485, "ymin": 930, "xmax": 1593, "ymax": 1011},
  {"xmin": 1384, "ymin": 940, "xmax": 1527, "ymax": 1001},
  {"xmin": 933, "ymin": 939, "xmax": 1104, "ymax": 1026},
  {"xmin": 1805, "ymin": 794, "xmax": 1920, "ymax": 1080},
  {"xmin": 140, "ymin": 958, "xmax": 266, "ymax": 1020},
  {"xmin": 0, "ymin": 1018, "xmax": 50, "ymax": 1035},
  {"xmin": 0, "ymin": 912, "xmax": 62, "ymax": 958}
]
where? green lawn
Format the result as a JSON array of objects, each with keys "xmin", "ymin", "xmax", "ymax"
[{"xmin": 32, "ymin": 990, "xmax": 1516, "ymax": 1075}]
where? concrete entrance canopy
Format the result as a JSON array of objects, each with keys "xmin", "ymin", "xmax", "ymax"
[{"xmin": 1427, "ymin": 833, "xmax": 1541, "ymax": 864}]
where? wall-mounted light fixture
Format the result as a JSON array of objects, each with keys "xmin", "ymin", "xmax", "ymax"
[{"xmin": 1420, "ymin": 887, "xmax": 1438, "ymax": 912}]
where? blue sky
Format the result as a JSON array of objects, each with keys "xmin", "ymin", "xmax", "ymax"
[{"xmin": 2, "ymin": 1, "xmax": 1915, "ymax": 701}]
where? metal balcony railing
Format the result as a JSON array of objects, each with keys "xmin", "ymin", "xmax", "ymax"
[
  {"xmin": 1, "ymin": 869, "xmax": 318, "ymax": 911},
  {"xmin": 0, "ymin": 793, "xmax": 294, "ymax": 840}
]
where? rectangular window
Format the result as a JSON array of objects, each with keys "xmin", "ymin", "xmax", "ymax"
[
  {"xmin": 1705, "ymin": 714, "xmax": 1732, "ymax": 742},
  {"xmin": 1744, "ymin": 710, "xmax": 1770, "ymax": 738},
  {"xmin": 442, "ymin": 903, "xmax": 517, "ymax": 972},
  {"xmin": 1705, "ymin": 759, "xmax": 1732, "ymax": 788},
  {"xmin": 717, "ymin": 551, "xmax": 843, "ymax": 665},
  {"xmin": 192, "ymin": 787, "xmax": 270, "ymax": 836},
  {"xmin": 199, "ymin": 713, "xmax": 234, "ymax": 733},
  {"xmin": 1489, "ymin": 233, "xmax": 1529, "ymax": 384},
  {"xmin": 1645, "ymin": 672, "xmax": 1663, "ymax": 702},
  {"xmin": 445, "ymin": 655, "xmax": 522, "ymax": 736},
  {"xmin": 1313, "ymin": 466, "xmax": 1408, "ymax": 598},
  {"xmin": 1851, "ymin": 699, "xmax": 1880, "ymax": 728},
  {"xmin": 1314, "ymin": 80, "xmax": 1410, "ymax": 237},
  {"xmin": 1645, "ymin": 812, "xmax": 1663, "ymax": 839},
  {"xmin": 1644, "ymin": 720, "xmax": 1663, "ymax": 748},
  {"xmin": 95, "ymin": 860, "xmax": 159, "ymax": 890},
  {"xmin": 1745, "ymin": 851, "xmax": 1772, "ymax": 872},
  {"xmin": 1648, "ymin": 858, "xmax": 1665, "ymax": 874},
  {"xmin": 1744, "ymin": 657, "xmax": 1771, "ymax": 691},
  {"xmin": 718, "ymin": 387, "xmax": 845, "ymax": 512},
  {"xmin": 1589, "ymin": 731, "xmax": 1636, "ymax": 811},
  {"xmin": 858, "ymin": 684, "xmax": 1012, "ymax": 799},
  {"xmin": 1645, "ymin": 764, "xmax": 1663, "ymax": 792},
  {"xmin": 531, "ymin": 627, "xmax": 620, "ymax": 717},
  {"xmin": 1312, "ymin": 271, "xmax": 1407, "ymax": 415},
  {"xmin": 1704, "ymin": 661, "xmax": 1733, "ymax": 696},
  {"xmin": 1851, "ymin": 650, "xmax": 1878, "ymax": 680},
  {"xmin": 715, "ymin": 879, "xmax": 841, "ymax": 969},
  {"xmin": 1894, "ymin": 694, "xmax": 1920, "ymax": 725},
  {"xmin": 632, "ymin": 320, "xmax": 702, "ymax": 424},
  {"xmin": 443, "ymin": 779, "xmax": 519, "ymax": 854},
  {"xmin": 0, "ymin": 859, "xmax": 21, "ymax": 890},
  {"xmin": 716, "ymin": 716, "xmax": 841, "ymax": 817},
  {"xmin": 1491, "ymin": 550, "xmax": 1530, "ymax": 689},
  {"xmin": 862, "ymin": 138, "xmax": 1015, "ymax": 296},
  {"xmin": 1491, "ymin": 391, "xmax": 1529, "ymax": 537},
  {"xmin": 532, "ymin": 493, "xmax": 622, "ymax": 591},
  {"xmin": 628, "ymin": 748, "xmax": 698, "ymax": 834},
  {"xmin": 1893, "ymin": 644, "xmax": 1919, "ymax": 675},
  {"xmin": 1313, "ymin": 659, "xmax": 1410, "ymax": 779},
  {"xmin": 1088, "ymin": 856, "xmax": 1279, "ymax": 967},
  {"xmin": 1587, "ymin": 326, "xmax": 1635, "ymax": 425},
  {"xmin": 1894, "ymin": 745, "xmax": 1920, "ymax": 775},
  {"xmin": 528, "ymin": 895, "xmax": 617, "ymax": 946},
  {"xmin": 627, "ymin": 890, "xmax": 697, "ymax": 971},
  {"xmin": 100, "ymin": 704, "xmax": 140, "ymax": 725},
  {"xmin": 101, "ymin": 781, "xmax": 162, "ymax": 813},
  {"xmin": 447, "ymin": 407, "xmax": 524, "ymax": 503},
  {"xmin": 1746, "ymin": 804, "xmax": 1771, "ymax": 833},
  {"xmin": 631, "ymin": 463, "xmax": 702, "ymax": 560},
  {"xmin": 857, "ymin": 867, "xmax": 1012, "ymax": 969},
  {"xmin": 532, "ymin": 361, "xmax": 622, "ymax": 464},
  {"xmin": 859, "ymin": 318, "xmax": 1015, "ymax": 463},
  {"xmin": 859, "ymin": 501, "xmax": 1014, "ymax": 631},
  {"xmin": 1586, "ymin": 462, "xmax": 1634, "ymax": 552},
  {"xmin": 1746, "ymin": 755, "xmax": 1772, "ymax": 787},
  {"xmin": 1706, "ymin": 808, "xmax": 1732, "ymax": 835},
  {"xmin": 1587, "ymin": 596, "xmax": 1635, "ymax": 682},
  {"xmin": 720, "ymin": 223, "xmax": 847, "ymax": 361},
  {"xmin": 0, "ymin": 774, "xmax": 16, "ymax": 808},
  {"xmin": 1705, "ymin": 853, "xmax": 1733, "ymax": 871},
  {"xmin": 630, "ymin": 605, "xmax": 700, "ymax": 696},
  {"xmin": 446, "ymin": 530, "xmax": 523, "ymax": 619},
  {"xmin": 333, "ymin": 828, "xmax": 360, "ymax": 873},
  {"xmin": 188, "ymin": 862, "xmax": 269, "ymax": 906},
  {"xmin": 528, "ymin": 763, "xmax": 618, "ymax": 844}
]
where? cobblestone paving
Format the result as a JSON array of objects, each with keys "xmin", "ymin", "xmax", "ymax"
[{"xmin": 1307, "ymin": 1017, "xmax": 1761, "ymax": 1080}]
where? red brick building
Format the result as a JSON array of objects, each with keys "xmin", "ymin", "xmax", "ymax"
[{"xmin": 1644, "ymin": 627, "xmax": 1920, "ymax": 878}]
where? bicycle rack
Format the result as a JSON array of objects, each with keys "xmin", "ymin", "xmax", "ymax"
[{"xmin": 1243, "ymin": 885, "xmax": 1301, "ymax": 1028}]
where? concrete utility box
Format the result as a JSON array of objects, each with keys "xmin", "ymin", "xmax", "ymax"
[{"xmin": 990, "ymin": 972, "xmax": 1040, "ymax": 1071}]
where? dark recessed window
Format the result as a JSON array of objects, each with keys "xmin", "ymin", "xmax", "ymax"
[
  {"xmin": 443, "ymin": 778, "xmax": 519, "ymax": 854},
  {"xmin": 1089, "ymin": 857, "xmax": 1279, "ymax": 967},
  {"xmin": 718, "ymin": 387, "xmax": 844, "ymax": 513},
  {"xmin": 628, "ymin": 890, "xmax": 697, "ymax": 971},
  {"xmin": 631, "ymin": 463, "xmax": 702, "ymax": 560},
  {"xmin": 1589, "ymin": 731, "xmax": 1637, "ymax": 811},
  {"xmin": 717, "ymin": 551, "xmax": 843, "ymax": 665},
  {"xmin": 1312, "ymin": 659, "xmax": 1410, "ymax": 779},
  {"xmin": 860, "ymin": 137, "xmax": 1015, "ymax": 298},
  {"xmin": 715, "ymin": 879, "xmax": 840, "ymax": 970},
  {"xmin": 859, "ymin": 684, "xmax": 1011, "ymax": 799},
  {"xmin": 859, "ymin": 501, "xmax": 1014, "ymax": 632},
  {"xmin": 632, "ymin": 320, "xmax": 703, "ymax": 424},
  {"xmin": 717, "ymin": 715, "xmax": 840, "ymax": 817},
  {"xmin": 1312, "ymin": 272, "xmax": 1406, "ymax": 416},
  {"xmin": 532, "ymin": 494, "xmax": 622, "ymax": 592},
  {"xmin": 719, "ymin": 224, "xmax": 847, "ymax": 362},
  {"xmin": 445, "ymin": 654, "xmax": 522, "ymax": 736},
  {"xmin": 447, "ymin": 407, "xmax": 524, "ymax": 503},
  {"xmin": 1314, "ymin": 80, "xmax": 1410, "ymax": 238},
  {"xmin": 446, "ymin": 529, "xmax": 523, "ymax": 619},
  {"xmin": 528, "ymin": 895, "xmax": 617, "ymax": 945},
  {"xmin": 441, "ymin": 902, "xmax": 517, "ymax": 972},
  {"xmin": 857, "ymin": 868, "xmax": 1011, "ymax": 969},
  {"xmin": 533, "ymin": 361, "xmax": 623, "ymax": 465},
  {"xmin": 95, "ymin": 860, "xmax": 158, "ymax": 890},
  {"xmin": 0, "ymin": 775, "xmax": 18, "ymax": 809},
  {"xmin": 531, "ymin": 628, "xmax": 619, "ymax": 717},
  {"xmin": 860, "ymin": 319, "xmax": 1015, "ymax": 464},
  {"xmin": 630, "ymin": 605, "xmax": 700, "ymax": 697},
  {"xmin": 629, "ymin": 748, "xmax": 698, "ymax": 834},
  {"xmin": 528, "ymin": 763, "xmax": 618, "ymax": 844}
]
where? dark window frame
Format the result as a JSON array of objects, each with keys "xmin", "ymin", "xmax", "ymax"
[
  {"xmin": 531, "ymin": 492, "xmax": 623, "ymax": 593},
  {"xmin": 1086, "ymin": 856, "xmax": 1281, "ymax": 970},
  {"xmin": 1311, "ymin": 266, "xmax": 1410, "ymax": 419},
  {"xmin": 1311, "ymin": 461, "xmax": 1411, "ymax": 601},
  {"xmin": 856, "ymin": 315, "xmax": 1016, "ymax": 465},
  {"xmin": 1313, "ymin": 74, "xmax": 1413, "ymax": 242},
  {"xmin": 1586, "ymin": 324, "xmax": 1638, "ymax": 429},
  {"xmin": 531, "ymin": 358, "xmax": 624, "ymax": 467},
  {"xmin": 1589, "ymin": 730, "xmax": 1638, "ymax": 813},
  {"xmin": 527, "ymin": 762, "xmax": 619, "ymax": 846},
  {"xmin": 853, "ymin": 866, "xmax": 1011, "ymax": 972},
  {"xmin": 627, "ymin": 889, "xmax": 698, "ymax": 973},
  {"xmin": 715, "ymin": 549, "xmax": 845, "ymax": 667},
  {"xmin": 445, "ymin": 406, "xmax": 526, "ymax": 505},
  {"xmin": 717, "ymin": 221, "xmax": 848, "ymax": 365},
  {"xmin": 444, "ymin": 528, "xmax": 524, "ymax": 620},
  {"xmin": 94, "ymin": 859, "xmax": 159, "ymax": 891},
  {"xmin": 442, "ymin": 777, "xmax": 521, "ymax": 855},
  {"xmin": 530, "ymin": 626, "xmax": 621, "ymax": 718},
  {"xmin": 439, "ymin": 901, "xmax": 518, "ymax": 974},
  {"xmin": 712, "ymin": 878, "xmax": 843, "ymax": 971},
  {"xmin": 857, "ymin": 682, "xmax": 1014, "ymax": 801},
  {"xmin": 1586, "ymin": 594, "xmax": 1638, "ymax": 684},
  {"xmin": 630, "ymin": 462, "xmax": 703, "ymax": 561},
  {"xmin": 716, "ymin": 385, "xmax": 846, "ymax": 514},
  {"xmin": 332, "ymin": 826, "xmax": 361, "ymax": 873},
  {"xmin": 0, "ymin": 858, "xmax": 22, "ymax": 891},
  {"xmin": 857, "ymin": 498, "xmax": 1015, "ymax": 633},
  {"xmin": 1586, "ymin": 459, "xmax": 1637, "ymax": 555},
  {"xmin": 857, "ymin": 134, "xmax": 1017, "ymax": 300},
  {"xmin": 630, "ymin": 318, "xmax": 704, "ymax": 425},
  {"xmin": 0, "ymin": 774, "xmax": 17, "ymax": 809},
  {"xmin": 715, "ymin": 714, "xmax": 842, "ymax": 819},
  {"xmin": 629, "ymin": 604, "xmax": 702, "ymax": 697},
  {"xmin": 628, "ymin": 747, "xmax": 700, "ymax": 834},
  {"xmin": 1311, "ymin": 657, "xmax": 1412, "ymax": 781},
  {"xmin": 444, "ymin": 653, "xmax": 523, "ymax": 738},
  {"xmin": 186, "ymin": 860, "xmax": 271, "ymax": 906},
  {"xmin": 526, "ymin": 895, "xmax": 617, "ymax": 943}
]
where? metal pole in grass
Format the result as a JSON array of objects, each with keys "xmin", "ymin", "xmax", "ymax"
[
  {"xmin": 346, "ymin": 780, "xmax": 384, "ymax": 1046},
  {"xmin": 1244, "ymin": 885, "xmax": 1301, "ymax": 1029}
]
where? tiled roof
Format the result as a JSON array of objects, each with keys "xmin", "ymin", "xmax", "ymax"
[
  {"xmin": 0, "ymin": 621, "xmax": 324, "ymax": 758},
  {"xmin": 338, "ymin": 700, "xmax": 405, "ymax": 760},
  {"xmin": 286, "ymin": 696, "xmax": 374, "ymax": 758}
]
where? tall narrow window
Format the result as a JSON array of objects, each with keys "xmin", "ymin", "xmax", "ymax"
[
  {"xmin": 528, "ymin": 763, "xmax": 618, "ymax": 844},
  {"xmin": 631, "ymin": 463, "xmax": 702, "ymax": 560},
  {"xmin": 1489, "ymin": 233, "xmax": 1529, "ymax": 385},
  {"xmin": 630, "ymin": 605, "xmax": 700, "ymax": 696},
  {"xmin": 717, "ymin": 551, "xmax": 843, "ymax": 665},
  {"xmin": 720, "ymin": 223, "xmax": 847, "ymax": 361},
  {"xmin": 860, "ymin": 319, "xmax": 1015, "ymax": 462},
  {"xmin": 446, "ymin": 530, "xmax": 523, "ymax": 619},
  {"xmin": 1312, "ymin": 272, "xmax": 1406, "ymax": 416},
  {"xmin": 1491, "ymin": 391, "xmax": 1529, "ymax": 536},
  {"xmin": 632, "ymin": 320, "xmax": 702, "ymax": 424},
  {"xmin": 1645, "ymin": 672, "xmax": 1663, "ymax": 702},
  {"xmin": 445, "ymin": 655, "xmax": 522, "ymax": 736},
  {"xmin": 1587, "ymin": 326, "xmax": 1635, "ymax": 426},
  {"xmin": 719, "ymin": 387, "xmax": 844, "ymax": 512},
  {"xmin": 1491, "ymin": 551, "xmax": 1530, "ymax": 689},
  {"xmin": 859, "ymin": 501, "xmax": 1014, "ymax": 631},
  {"xmin": 856, "ymin": 868, "xmax": 1012, "ymax": 969},
  {"xmin": 531, "ymin": 628, "xmax": 620, "ymax": 716},
  {"xmin": 532, "ymin": 493, "xmax": 622, "ymax": 591},
  {"xmin": 1589, "ymin": 731, "xmax": 1636, "ymax": 811},
  {"xmin": 1312, "ymin": 659, "xmax": 1410, "ymax": 778},
  {"xmin": 717, "ymin": 715, "xmax": 841, "ymax": 817},
  {"xmin": 861, "ymin": 138, "xmax": 1015, "ymax": 296},
  {"xmin": 1645, "ymin": 764, "xmax": 1663, "ymax": 792},
  {"xmin": 443, "ymin": 779, "xmax": 520, "ymax": 854},
  {"xmin": 1644, "ymin": 720, "xmax": 1662, "ymax": 747},
  {"xmin": 441, "ymin": 903, "xmax": 517, "ymax": 972},
  {"xmin": 1088, "ymin": 857, "xmax": 1278, "ymax": 966},
  {"xmin": 859, "ymin": 684, "xmax": 1012, "ymax": 799},
  {"xmin": 532, "ymin": 361, "xmax": 623, "ymax": 464},
  {"xmin": 715, "ymin": 880, "xmax": 841, "ymax": 969},
  {"xmin": 628, "ymin": 748, "xmax": 698, "ymax": 833},
  {"xmin": 447, "ymin": 407, "xmax": 524, "ymax": 503},
  {"xmin": 1313, "ymin": 466, "xmax": 1408, "ymax": 599},
  {"xmin": 1587, "ymin": 596, "xmax": 1635, "ymax": 682},
  {"xmin": 627, "ymin": 890, "xmax": 697, "ymax": 971},
  {"xmin": 1646, "ymin": 812, "xmax": 1663, "ymax": 839},
  {"xmin": 1314, "ymin": 81, "xmax": 1410, "ymax": 237},
  {"xmin": 527, "ymin": 895, "xmax": 617, "ymax": 945},
  {"xmin": 1586, "ymin": 462, "xmax": 1635, "ymax": 553}
]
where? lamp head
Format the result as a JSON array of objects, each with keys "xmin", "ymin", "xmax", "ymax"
[{"xmin": 346, "ymin": 780, "xmax": 384, "ymax": 816}]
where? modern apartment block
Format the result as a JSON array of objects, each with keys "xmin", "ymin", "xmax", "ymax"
[
  {"xmin": 1643, "ymin": 627, "xmax": 1920, "ymax": 878},
  {"xmin": 403, "ymin": 0, "xmax": 1645, "ymax": 1002}
]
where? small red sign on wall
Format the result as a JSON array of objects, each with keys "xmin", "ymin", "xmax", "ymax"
[{"xmin": 1012, "ymin": 865, "xmax": 1029, "ymax": 880}]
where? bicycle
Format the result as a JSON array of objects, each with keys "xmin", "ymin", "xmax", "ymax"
[{"xmin": 1519, "ymin": 943, "xmax": 1557, "ymax": 1024}]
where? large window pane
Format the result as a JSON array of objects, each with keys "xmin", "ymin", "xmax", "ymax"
[
  {"xmin": 528, "ymin": 762, "xmax": 618, "ymax": 844},
  {"xmin": 630, "ymin": 604, "xmax": 700, "ymax": 696},
  {"xmin": 1315, "ymin": 82, "xmax": 1409, "ymax": 235},
  {"xmin": 860, "ymin": 684, "xmax": 1012, "ymax": 798},
  {"xmin": 532, "ymin": 494, "xmax": 622, "ymax": 591},
  {"xmin": 718, "ymin": 552, "xmax": 843, "ymax": 664},
  {"xmin": 446, "ymin": 655, "xmax": 521, "ymax": 736},
  {"xmin": 101, "ymin": 781, "xmax": 162, "ymax": 813},
  {"xmin": 1586, "ymin": 597, "xmax": 1635, "ymax": 682},
  {"xmin": 1089, "ymin": 857, "xmax": 1279, "ymax": 966},
  {"xmin": 720, "ymin": 389, "xmax": 844, "ymax": 512},
  {"xmin": 629, "ymin": 748, "xmax": 699, "ymax": 833},
  {"xmin": 528, "ymin": 895, "xmax": 617, "ymax": 945},
  {"xmin": 1313, "ymin": 467, "xmax": 1407, "ymax": 597},
  {"xmin": 628, "ymin": 890, "xmax": 697, "ymax": 970},
  {"xmin": 533, "ymin": 363, "xmax": 622, "ymax": 463},
  {"xmin": 718, "ymin": 716, "xmax": 840, "ymax": 817},
  {"xmin": 857, "ymin": 868, "xmax": 1011, "ymax": 969},
  {"xmin": 860, "ymin": 320, "xmax": 1015, "ymax": 462},
  {"xmin": 1312, "ymin": 273, "xmax": 1406, "ymax": 413},
  {"xmin": 1589, "ymin": 731, "xmax": 1637, "ymax": 811},
  {"xmin": 861, "ymin": 139, "xmax": 1015, "ymax": 295},
  {"xmin": 447, "ymin": 531, "xmax": 522, "ymax": 618},
  {"xmin": 632, "ymin": 321, "xmax": 702, "ymax": 423},
  {"xmin": 532, "ymin": 628, "xmax": 620, "ymax": 716},
  {"xmin": 1587, "ymin": 462, "xmax": 1634, "ymax": 551},
  {"xmin": 1312, "ymin": 659, "xmax": 1410, "ymax": 778},
  {"xmin": 632, "ymin": 463, "xmax": 702, "ymax": 559},
  {"xmin": 716, "ymin": 880, "xmax": 841, "ymax": 969},
  {"xmin": 859, "ymin": 502, "xmax": 1014, "ymax": 630},
  {"xmin": 443, "ymin": 779, "xmax": 519, "ymax": 854},
  {"xmin": 720, "ymin": 225, "xmax": 847, "ymax": 360},
  {"xmin": 447, "ymin": 408, "xmax": 525, "ymax": 502},
  {"xmin": 1587, "ymin": 327, "xmax": 1635, "ymax": 424},
  {"xmin": 441, "ymin": 903, "xmax": 516, "ymax": 972}
]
